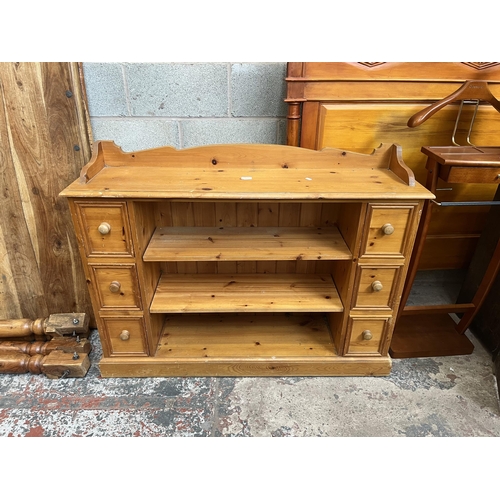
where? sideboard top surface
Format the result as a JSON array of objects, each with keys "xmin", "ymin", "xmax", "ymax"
[{"xmin": 60, "ymin": 141, "xmax": 434, "ymax": 201}]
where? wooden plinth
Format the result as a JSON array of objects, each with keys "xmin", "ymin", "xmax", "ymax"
[
  {"xmin": 98, "ymin": 356, "xmax": 392, "ymax": 378},
  {"xmin": 389, "ymin": 314, "xmax": 475, "ymax": 358}
]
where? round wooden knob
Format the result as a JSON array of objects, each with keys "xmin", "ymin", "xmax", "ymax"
[
  {"xmin": 362, "ymin": 330, "xmax": 373, "ymax": 341},
  {"xmin": 98, "ymin": 222, "xmax": 111, "ymax": 235},
  {"xmin": 109, "ymin": 281, "xmax": 121, "ymax": 293},
  {"xmin": 119, "ymin": 330, "xmax": 130, "ymax": 341},
  {"xmin": 371, "ymin": 280, "xmax": 383, "ymax": 292},
  {"xmin": 382, "ymin": 223, "xmax": 394, "ymax": 235}
]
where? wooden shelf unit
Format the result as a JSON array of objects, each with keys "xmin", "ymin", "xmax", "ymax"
[
  {"xmin": 150, "ymin": 273, "xmax": 343, "ymax": 313},
  {"xmin": 143, "ymin": 226, "xmax": 352, "ymax": 262},
  {"xmin": 60, "ymin": 141, "xmax": 433, "ymax": 377}
]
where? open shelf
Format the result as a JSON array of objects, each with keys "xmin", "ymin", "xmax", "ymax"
[
  {"xmin": 99, "ymin": 312, "xmax": 393, "ymax": 377},
  {"xmin": 143, "ymin": 226, "xmax": 352, "ymax": 262},
  {"xmin": 155, "ymin": 313, "xmax": 337, "ymax": 358},
  {"xmin": 150, "ymin": 273, "xmax": 343, "ymax": 313}
]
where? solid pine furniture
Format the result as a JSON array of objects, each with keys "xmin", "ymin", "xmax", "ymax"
[{"xmin": 60, "ymin": 141, "xmax": 433, "ymax": 377}]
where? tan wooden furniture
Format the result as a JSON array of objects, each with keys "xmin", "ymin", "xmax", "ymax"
[
  {"xmin": 391, "ymin": 146, "xmax": 500, "ymax": 357},
  {"xmin": 60, "ymin": 141, "xmax": 433, "ymax": 377},
  {"xmin": 285, "ymin": 62, "xmax": 500, "ymax": 271}
]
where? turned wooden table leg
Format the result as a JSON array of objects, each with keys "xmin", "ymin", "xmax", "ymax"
[
  {"xmin": 0, "ymin": 318, "xmax": 46, "ymax": 339},
  {"xmin": 0, "ymin": 337, "xmax": 91, "ymax": 355},
  {"xmin": 0, "ymin": 316, "xmax": 92, "ymax": 378},
  {"xmin": 0, "ymin": 350, "xmax": 90, "ymax": 378},
  {"xmin": 0, "ymin": 313, "xmax": 89, "ymax": 340}
]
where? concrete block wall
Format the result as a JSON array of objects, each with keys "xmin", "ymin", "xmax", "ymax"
[{"xmin": 83, "ymin": 62, "xmax": 288, "ymax": 151}]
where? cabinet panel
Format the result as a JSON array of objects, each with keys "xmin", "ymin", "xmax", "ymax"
[
  {"xmin": 150, "ymin": 273, "xmax": 343, "ymax": 313},
  {"xmin": 346, "ymin": 316, "xmax": 389, "ymax": 355},
  {"xmin": 102, "ymin": 317, "xmax": 148, "ymax": 356},
  {"xmin": 89, "ymin": 264, "xmax": 142, "ymax": 311},
  {"xmin": 75, "ymin": 201, "xmax": 134, "ymax": 257},
  {"xmin": 352, "ymin": 265, "xmax": 401, "ymax": 310},
  {"xmin": 361, "ymin": 205, "xmax": 414, "ymax": 258}
]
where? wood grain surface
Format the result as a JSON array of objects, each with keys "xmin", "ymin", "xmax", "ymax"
[
  {"xmin": 0, "ymin": 62, "xmax": 92, "ymax": 321},
  {"xmin": 143, "ymin": 226, "xmax": 352, "ymax": 262},
  {"xmin": 150, "ymin": 273, "xmax": 343, "ymax": 313}
]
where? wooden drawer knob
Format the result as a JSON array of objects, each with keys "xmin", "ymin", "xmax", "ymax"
[
  {"xmin": 371, "ymin": 280, "xmax": 383, "ymax": 292},
  {"xmin": 119, "ymin": 330, "xmax": 130, "ymax": 341},
  {"xmin": 109, "ymin": 281, "xmax": 121, "ymax": 293},
  {"xmin": 382, "ymin": 223, "xmax": 395, "ymax": 235},
  {"xmin": 362, "ymin": 330, "xmax": 373, "ymax": 341},
  {"xmin": 98, "ymin": 222, "xmax": 111, "ymax": 235}
]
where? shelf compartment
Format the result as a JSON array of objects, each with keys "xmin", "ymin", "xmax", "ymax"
[
  {"xmin": 143, "ymin": 226, "xmax": 352, "ymax": 262},
  {"xmin": 150, "ymin": 273, "xmax": 343, "ymax": 313},
  {"xmin": 156, "ymin": 313, "xmax": 337, "ymax": 358}
]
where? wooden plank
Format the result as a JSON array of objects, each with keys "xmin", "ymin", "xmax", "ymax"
[
  {"xmin": 418, "ymin": 234, "xmax": 479, "ymax": 270},
  {"xmin": 92, "ymin": 140, "xmax": 398, "ymax": 169},
  {"xmin": 300, "ymin": 101, "xmax": 320, "ymax": 149},
  {"xmin": 143, "ymin": 226, "xmax": 352, "ymax": 262},
  {"xmin": 215, "ymin": 202, "xmax": 237, "ymax": 273},
  {"xmin": 300, "ymin": 80, "xmax": 500, "ymax": 102},
  {"xmin": 288, "ymin": 62, "xmax": 500, "ymax": 83},
  {"xmin": 192, "ymin": 201, "xmax": 217, "ymax": 273},
  {"xmin": 440, "ymin": 166, "xmax": 500, "ymax": 184},
  {"xmin": 390, "ymin": 314, "xmax": 474, "ymax": 358},
  {"xmin": 157, "ymin": 313, "xmax": 336, "ymax": 357},
  {"xmin": 0, "ymin": 62, "xmax": 92, "ymax": 321},
  {"xmin": 402, "ymin": 304, "xmax": 475, "ymax": 315},
  {"xmin": 150, "ymin": 274, "xmax": 343, "ymax": 313},
  {"xmin": 156, "ymin": 202, "xmax": 178, "ymax": 274},
  {"xmin": 276, "ymin": 202, "xmax": 301, "ymax": 273},
  {"xmin": 98, "ymin": 355, "xmax": 392, "ymax": 377},
  {"xmin": 235, "ymin": 202, "xmax": 258, "ymax": 274},
  {"xmin": 297, "ymin": 203, "xmax": 323, "ymax": 273},
  {"xmin": 256, "ymin": 203, "xmax": 280, "ymax": 274},
  {"xmin": 61, "ymin": 165, "xmax": 433, "ymax": 200},
  {"xmin": 170, "ymin": 202, "xmax": 197, "ymax": 274},
  {"xmin": 0, "ymin": 74, "xmax": 45, "ymax": 318}
]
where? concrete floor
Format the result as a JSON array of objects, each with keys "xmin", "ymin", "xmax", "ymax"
[{"xmin": 1, "ymin": 271, "xmax": 499, "ymax": 437}]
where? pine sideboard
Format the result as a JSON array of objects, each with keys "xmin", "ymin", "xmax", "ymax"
[{"xmin": 60, "ymin": 141, "xmax": 433, "ymax": 377}]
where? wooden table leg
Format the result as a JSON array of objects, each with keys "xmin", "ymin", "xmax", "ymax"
[{"xmin": 0, "ymin": 351, "xmax": 90, "ymax": 378}]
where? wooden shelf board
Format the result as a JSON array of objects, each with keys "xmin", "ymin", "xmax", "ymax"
[
  {"xmin": 61, "ymin": 165, "xmax": 433, "ymax": 200},
  {"xmin": 156, "ymin": 313, "xmax": 336, "ymax": 358},
  {"xmin": 150, "ymin": 274, "xmax": 343, "ymax": 313},
  {"xmin": 390, "ymin": 313, "xmax": 475, "ymax": 358},
  {"xmin": 143, "ymin": 226, "xmax": 352, "ymax": 262}
]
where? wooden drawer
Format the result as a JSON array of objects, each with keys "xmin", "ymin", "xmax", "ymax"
[
  {"xmin": 352, "ymin": 265, "xmax": 401, "ymax": 310},
  {"xmin": 75, "ymin": 201, "xmax": 134, "ymax": 257},
  {"xmin": 345, "ymin": 316, "xmax": 389, "ymax": 355},
  {"xmin": 90, "ymin": 264, "xmax": 142, "ymax": 311},
  {"xmin": 361, "ymin": 204, "xmax": 414, "ymax": 258},
  {"xmin": 101, "ymin": 317, "xmax": 148, "ymax": 356}
]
